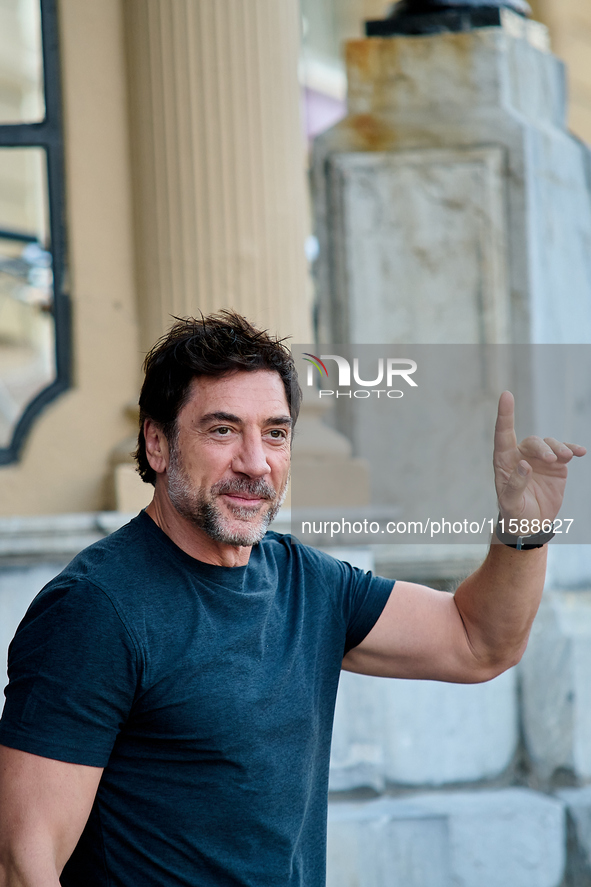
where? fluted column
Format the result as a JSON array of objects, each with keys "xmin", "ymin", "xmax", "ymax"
[{"xmin": 124, "ymin": 0, "xmax": 312, "ymax": 347}]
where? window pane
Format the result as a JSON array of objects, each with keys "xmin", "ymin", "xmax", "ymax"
[
  {"xmin": 0, "ymin": 147, "xmax": 54, "ymax": 447},
  {"xmin": 0, "ymin": 0, "xmax": 44, "ymax": 123}
]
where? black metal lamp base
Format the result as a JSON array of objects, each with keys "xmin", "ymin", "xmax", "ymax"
[{"xmin": 366, "ymin": 0, "xmax": 531, "ymax": 37}]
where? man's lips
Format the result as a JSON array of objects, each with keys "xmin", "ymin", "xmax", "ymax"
[
  {"xmin": 213, "ymin": 479, "xmax": 277, "ymax": 509},
  {"xmin": 219, "ymin": 492, "xmax": 273, "ymax": 509}
]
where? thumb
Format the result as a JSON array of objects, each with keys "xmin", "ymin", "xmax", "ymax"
[{"xmin": 498, "ymin": 461, "xmax": 530, "ymax": 517}]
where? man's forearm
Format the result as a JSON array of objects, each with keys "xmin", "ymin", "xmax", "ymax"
[
  {"xmin": 0, "ymin": 839, "xmax": 62, "ymax": 887},
  {"xmin": 0, "ymin": 860, "xmax": 61, "ymax": 887},
  {"xmin": 453, "ymin": 541, "xmax": 547, "ymax": 677}
]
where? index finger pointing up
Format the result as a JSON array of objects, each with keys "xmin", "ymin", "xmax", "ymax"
[{"xmin": 494, "ymin": 390, "xmax": 517, "ymax": 451}]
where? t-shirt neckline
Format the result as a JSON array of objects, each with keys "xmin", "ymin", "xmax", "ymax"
[{"xmin": 136, "ymin": 509, "xmax": 251, "ymax": 590}]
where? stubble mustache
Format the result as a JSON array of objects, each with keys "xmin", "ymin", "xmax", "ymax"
[{"xmin": 212, "ymin": 478, "xmax": 277, "ymax": 504}]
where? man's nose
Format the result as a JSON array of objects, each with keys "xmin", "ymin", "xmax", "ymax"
[{"xmin": 231, "ymin": 434, "xmax": 272, "ymax": 478}]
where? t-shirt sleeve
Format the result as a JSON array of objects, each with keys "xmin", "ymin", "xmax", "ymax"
[
  {"xmin": 0, "ymin": 580, "xmax": 139, "ymax": 767},
  {"xmin": 295, "ymin": 542, "xmax": 394, "ymax": 655},
  {"xmin": 340, "ymin": 570, "xmax": 393, "ymax": 654},
  {"xmin": 337, "ymin": 563, "xmax": 394, "ymax": 654}
]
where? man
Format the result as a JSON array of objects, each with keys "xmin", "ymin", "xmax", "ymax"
[{"xmin": 0, "ymin": 311, "xmax": 585, "ymax": 886}]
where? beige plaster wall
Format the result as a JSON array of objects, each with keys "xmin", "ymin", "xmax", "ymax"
[
  {"xmin": 529, "ymin": 0, "xmax": 591, "ymax": 143},
  {"xmin": 0, "ymin": 0, "xmax": 141, "ymax": 515}
]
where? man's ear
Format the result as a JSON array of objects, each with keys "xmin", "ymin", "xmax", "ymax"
[{"xmin": 144, "ymin": 419, "xmax": 170, "ymax": 476}]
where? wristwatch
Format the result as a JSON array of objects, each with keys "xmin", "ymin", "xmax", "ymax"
[{"xmin": 495, "ymin": 516, "xmax": 555, "ymax": 550}]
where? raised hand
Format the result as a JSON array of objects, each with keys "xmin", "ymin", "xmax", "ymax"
[{"xmin": 493, "ymin": 391, "xmax": 586, "ymax": 527}]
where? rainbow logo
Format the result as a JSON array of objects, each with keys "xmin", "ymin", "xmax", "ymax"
[{"xmin": 302, "ymin": 353, "xmax": 328, "ymax": 376}]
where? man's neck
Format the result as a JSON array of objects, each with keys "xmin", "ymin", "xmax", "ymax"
[{"xmin": 145, "ymin": 495, "xmax": 252, "ymax": 567}]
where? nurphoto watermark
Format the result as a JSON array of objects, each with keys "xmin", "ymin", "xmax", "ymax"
[{"xmin": 289, "ymin": 345, "xmax": 591, "ymax": 545}]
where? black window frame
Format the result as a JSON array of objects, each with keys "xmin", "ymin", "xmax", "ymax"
[{"xmin": 0, "ymin": 0, "xmax": 70, "ymax": 465}]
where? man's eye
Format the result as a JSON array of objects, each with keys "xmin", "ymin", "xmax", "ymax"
[
  {"xmin": 268, "ymin": 429, "xmax": 287, "ymax": 440},
  {"xmin": 215, "ymin": 427, "xmax": 232, "ymax": 436}
]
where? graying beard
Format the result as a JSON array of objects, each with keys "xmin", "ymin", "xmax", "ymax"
[
  {"xmin": 167, "ymin": 458, "xmax": 286, "ymax": 546},
  {"xmin": 196, "ymin": 499, "xmax": 277, "ymax": 546}
]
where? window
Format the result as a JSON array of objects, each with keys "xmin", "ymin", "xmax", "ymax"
[{"xmin": 0, "ymin": 0, "xmax": 69, "ymax": 464}]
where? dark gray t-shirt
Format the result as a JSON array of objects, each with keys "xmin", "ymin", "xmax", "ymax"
[{"xmin": 0, "ymin": 511, "xmax": 393, "ymax": 887}]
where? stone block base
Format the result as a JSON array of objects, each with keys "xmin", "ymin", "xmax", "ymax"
[
  {"xmin": 328, "ymin": 789, "xmax": 565, "ymax": 887},
  {"xmin": 330, "ymin": 667, "xmax": 518, "ymax": 790},
  {"xmin": 328, "ymin": 798, "xmax": 451, "ymax": 887},
  {"xmin": 556, "ymin": 787, "xmax": 591, "ymax": 887},
  {"xmin": 520, "ymin": 591, "xmax": 591, "ymax": 784}
]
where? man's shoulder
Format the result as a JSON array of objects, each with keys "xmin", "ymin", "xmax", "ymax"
[
  {"xmin": 41, "ymin": 511, "xmax": 157, "ymax": 598},
  {"xmin": 258, "ymin": 530, "xmax": 357, "ymax": 578},
  {"xmin": 45, "ymin": 522, "xmax": 353, "ymax": 601}
]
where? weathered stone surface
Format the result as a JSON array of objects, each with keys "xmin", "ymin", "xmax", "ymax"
[
  {"xmin": 0, "ymin": 512, "xmax": 131, "ymax": 564},
  {"xmin": 547, "ymin": 546, "xmax": 591, "ymax": 593},
  {"xmin": 521, "ymin": 590, "xmax": 591, "ymax": 784},
  {"xmin": 328, "ymin": 789, "xmax": 564, "ymax": 887},
  {"xmin": 325, "ymin": 146, "xmax": 510, "ymax": 346},
  {"xmin": 330, "ymin": 671, "xmax": 386, "ymax": 792},
  {"xmin": 327, "ymin": 798, "xmax": 451, "ymax": 887},
  {"xmin": 409, "ymin": 788, "xmax": 565, "ymax": 887},
  {"xmin": 330, "ymin": 667, "xmax": 518, "ymax": 790},
  {"xmin": 381, "ymin": 667, "xmax": 518, "ymax": 786},
  {"xmin": 313, "ymin": 26, "xmax": 591, "ymax": 346},
  {"xmin": 555, "ymin": 787, "xmax": 591, "ymax": 887}
]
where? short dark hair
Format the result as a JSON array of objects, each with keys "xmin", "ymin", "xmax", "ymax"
[{"xmin": 135, "ymin": 311, "xmax": 302, "ymax": 485}]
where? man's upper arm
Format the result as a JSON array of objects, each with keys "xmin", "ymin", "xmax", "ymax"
[
  {"xmin": 0, "ymin": 580, "xmax": 138, "ymax": 769},
  {"xmin": 0, "ymin": 744, "xmax": 102, "ymax": 882},
  {"xmin": 342, "ymin": 580, "xmax": 492, "ymax": 684}
]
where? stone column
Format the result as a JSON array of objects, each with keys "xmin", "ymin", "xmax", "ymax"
[
  {"xmin": 312, "ymin": 8, "xmax": 591, "ymax": 346},
  {"xmin": 124, "ymin": 0, "xmax": 313, "ymax": 348},
  {"xmin": 111, "ymin": 0, "xmax": 320, "ymax": 510},
  {"xmin": 310, "ymin": 4, "xmax": 591, "ymax": 580}
]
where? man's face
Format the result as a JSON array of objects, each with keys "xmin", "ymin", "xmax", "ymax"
[{"xmin": 164, "ymin": 370, "xmax": 292, "ymax": 547}]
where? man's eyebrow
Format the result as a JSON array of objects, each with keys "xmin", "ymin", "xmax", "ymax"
[
  {"xmin": 198, "ymin": 412, "xmax": 292, "ymax": 428},
  {"xmin": 199, "ymin": 412, "xmax": 243, "ymax": 426}
]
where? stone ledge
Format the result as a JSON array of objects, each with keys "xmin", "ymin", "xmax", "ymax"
[{"xmin": 0, "ymin": 512, "xmax": 136, "ymax": 565}]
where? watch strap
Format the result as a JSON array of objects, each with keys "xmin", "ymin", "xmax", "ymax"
[{"xmin": 495, "ymin": 516, "xmax": 555, "ymax": 550}]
